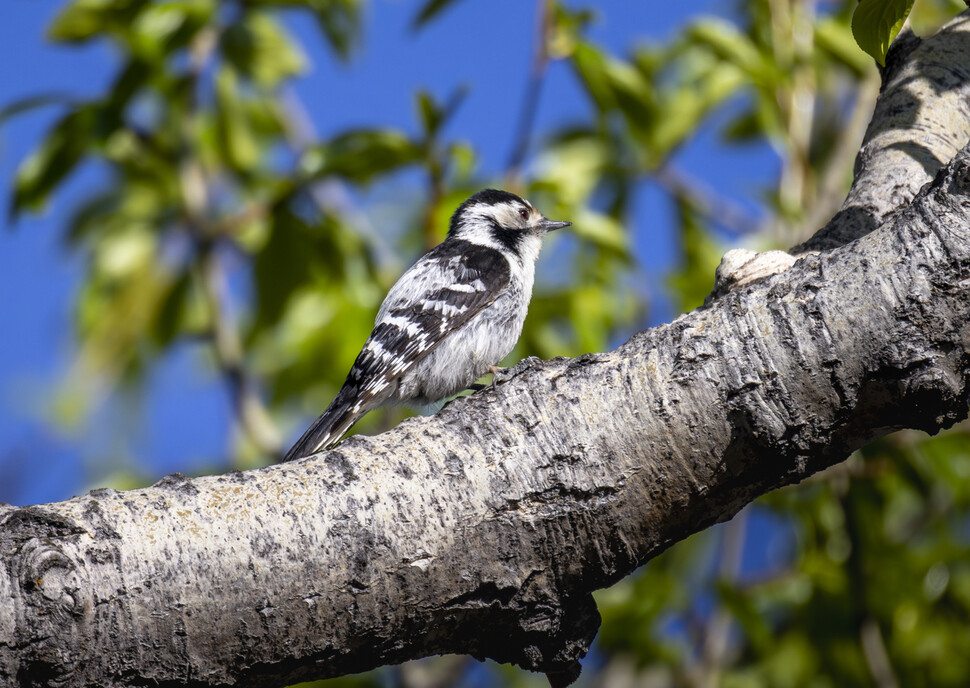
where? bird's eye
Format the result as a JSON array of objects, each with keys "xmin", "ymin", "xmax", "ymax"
[{"xmin": 518, "ymin": 208, "xmax": 529, "ymax": 220}]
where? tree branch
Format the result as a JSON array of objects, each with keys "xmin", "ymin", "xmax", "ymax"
[
  {"xmin": 794, "ymin": 14, "xmax": 970, "ymax": 253},
  {"xmin": 3, "ymin": 137, "xmax": 970, "ymax": 685},
  {"xmin": 6, "ymin": 12, "xmax": 970, "ymax": 688}
]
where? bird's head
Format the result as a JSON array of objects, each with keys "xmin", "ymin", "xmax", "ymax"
[{"xmin": 447, "ymin": 189, "xmax": 571, "ymax": 255}]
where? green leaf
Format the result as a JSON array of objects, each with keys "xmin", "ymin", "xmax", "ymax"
[
  {"xmin": 214, "ymin": 67, "xmax": 261, "ymax": 171},
  {"xmin": 851, "ymin": 0, "xmax": 915, "ymax": 66},
  {"xmin": 303, "ymin": 129, "xmax": 422, "ymax": 184},
  {"xmin": 571, "ymin": 41, "xmax": 654, "ymax": 140},
  {"xmin": 651, "ymin": 58, "xmax": 745, "ymax": 162},
  {"xmin": 414, "ymin": 87, "xmax": 466, "ymax": 138},
  {"xmin": 685, "ymin": 19, "xmax": 781, "ymax": 86},
  {"xmin": 66, "ymin": 190, "xmax": 120, "ymax": 245},
  {"xmin": 412, "ymin": 0, "xmax": 463, "ymax": 30},
  {"xmin": 815, "ymin": 16, "xmax": 872, "ymax": 76},
  {"xmin": 48, "ymin": 0, "xmax": 147, "ymax": 43},
  {"xmin": 311, "ymin": 0, "xmax": 362, "ymax": 60},
  {"xmin": 254, "ymin": 208, "xmax": 312, "ymax": 327},
  {"xmin": 151, "ymin": 269, "xmax": 191, "ymax": 346},
  {"xmin": 416, "ymin": 91, "xmax": 442, "ymax": 137},
  {"xmin": 570, "ymin": 209, "xmax": 627, "ymax": 252},
  {"xmin": 10, "ymin": 107, "xmax": 97, "ymax": 219},
  {"xmin": 0, "ymin": 94, "xmax": 79, "ymax": 126},
  {"xmin": 717, "ymin": 581, "xmax": 774, "ymax": 653},
  {"xmin": 127, "ymin": 1, "xmax": 214, "ymax": 58},
  {"xmin": 571, "ymin": 42, "xmax": 618, "ymax": 113},
  {"xmin": 721, "ymin": 108, "xmax": 762, "ymax": 143},
  {"xmin": 546, "ymin": 3, "xmax": 596, "ymax": 60},
  {"xmin": 253, "ymin": 206, "xmax": 359, "ymax": 328},
  {"xmin": 221, "ymin": 12, "xmax": 307, "ymax": 88}
]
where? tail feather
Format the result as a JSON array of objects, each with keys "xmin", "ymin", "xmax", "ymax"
[{"xmin": 283, "ymin": 395, "xmax": 365, "ymax": 461}]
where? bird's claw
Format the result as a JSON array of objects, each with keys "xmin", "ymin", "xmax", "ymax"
[{"xmin": 491, "ymin": 356, "xmax": 542, "ymax": 386}]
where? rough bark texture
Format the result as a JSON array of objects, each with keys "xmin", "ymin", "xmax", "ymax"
[{"xmin": 4, "ymin": 12, "xmax": 970, "ymax": 688}]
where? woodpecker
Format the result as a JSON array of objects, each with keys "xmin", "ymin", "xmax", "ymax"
[{"xmin": 283, "ymin": 189, "xmax": 569, "ymax": 461}]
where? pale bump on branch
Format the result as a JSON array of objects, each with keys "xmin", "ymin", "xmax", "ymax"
[{"xmin": 712, "ymin": 11, "xmax": 970, "ymax": 298}]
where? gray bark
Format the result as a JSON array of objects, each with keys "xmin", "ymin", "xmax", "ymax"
[{"xmin": 4, "ymin": 12, "xmax": 970, "ymax": 688}]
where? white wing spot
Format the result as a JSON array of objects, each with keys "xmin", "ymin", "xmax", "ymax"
[
  {"xmin": 365, "ymin": 339, "xmax": 394, "ymax": 362},
  {"xmin": 382, "ymin": 315, "xmax": 427, "ymax": 338},
  {"xmin": 426, "ymin": 301, "xmax": 468, "ymax": 317},
  {"xmin": 448, "ymin": 280, "xmax": 485, "ymax": 293}
]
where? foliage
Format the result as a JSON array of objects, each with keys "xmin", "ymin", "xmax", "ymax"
[
  {"xmin": 852, "ymin": 0, "xmax": 916, "ymax": 66},
  {"xmin": 5, "ymin": 0, "xmax": 970, "ymax": 687}
]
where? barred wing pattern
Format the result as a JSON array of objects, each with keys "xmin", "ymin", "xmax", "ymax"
[{"xmin": 283, "ymin": 240, "xmax": 511, "ymax": 460}]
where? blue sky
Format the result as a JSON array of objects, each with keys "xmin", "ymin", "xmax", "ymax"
[{"xmin": 0, "ymin": 0, "xmax": 779, "ymax": 506}]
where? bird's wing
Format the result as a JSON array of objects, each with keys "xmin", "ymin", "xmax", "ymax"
[
  {"xmin": 282, "ymin": 240, "xmax": 511, "ymax": 461},
  {"xmin": 347, "ymin": 239, "xmax": 511, "ymax": 412}
]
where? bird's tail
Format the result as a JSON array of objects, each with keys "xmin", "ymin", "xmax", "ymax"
[{"xmin": 283, "ymin": 389, "xmax": 366, "ymax": 461}]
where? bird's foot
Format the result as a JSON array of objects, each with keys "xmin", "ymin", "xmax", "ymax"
[{"xmin": 491, "ymin": 357, "xmax": 542, "ymax": 386}]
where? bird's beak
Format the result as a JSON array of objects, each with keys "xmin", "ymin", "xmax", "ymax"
[{"xmin": 538, "ymin": 218, "xmax": 571, "ymax": 232}]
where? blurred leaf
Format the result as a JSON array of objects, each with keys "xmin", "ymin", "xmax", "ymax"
[
  {"xmin": 303, "ymin": 129, "xmax": 422, "ymax": 183},
  {"xmin": 252, "ymin": 206, "xmax": 366, "ymax": 328},
  {"xmin": 414, "ymin": 87, "xmax": 466, "ymax": 139},
  {"xmin": 570, "ymin": 208, "xmax": 626, "ymax": 252},
  {"xmin": 665, "ymin": 195, "xmax": 721, "ymax": 312},
  {"xmin": 254, "ymin": 207, "xmax": 316, "ymax": 327},
  {"xmin": 67, "ymin": 190, "xmax": 121, "ymax": 245},
  {"xmin": 571, "ymin": 42, "xmax": 620, "ymax": 113},
  {"xmin": 717, "ymin": 581, "xmax": 773, "ymax": 652},
  {"xmin": 651, "ymin": 56, "xmax": 745, "ymax": 162},
  {"xmin": 721, "ymin": 108, "xmax": 762, "ymax": 143},
  {"xmin": 852, "ymin": 0, "xmax": 916, "ymax": 66},
  {"xmin": 685, "ymin": 19, "xmax": 782, "ymax": 86},
  {"xmin": 222, "ymin": 12, "xmax": 307, "ymax": 88},
  {"xmin": 152, "ymin": 269, "xmax": 191, "ymax": 346},
  {"xmin": 572, "ymin": 41, "xmax": 654, "ymax": 147},
  {"xmin": 416, "ymin": 91, "xmax": 441, "ymax": 137},
  {"xmin": 546, "ymin": 3, "xmax": 596, "ymax": 60},
  {"xmin": 310, "ymin": 0, "xmax": 362, "ymax": 60},
  {"xmin": 0, "ymin": 94, "xmax": 79, "ymax": 126},
  {"xmin": 815, "ymin": 16, "xmax": 873, "ymax": 76},
  {"xmin": 102, "ymin": 58, "xmax": 153, "ymax": 127},
  {"xmin": 215, "ymin": 67, "xmax": 261, "ymax": 171},
  {"xmin": 126, "ymin": 1, "xmax": 214, "ymax": 59},
  {"xmin": 48, "ymin": 0, "xmax": 148, "ymax": 43},
  {"xmin": 10, "ymin": 106, "xmax": 97, "ymax": 219},
  {"xmin": 411, "ymin": 0, "xmax": 463, "ymax": 30}
]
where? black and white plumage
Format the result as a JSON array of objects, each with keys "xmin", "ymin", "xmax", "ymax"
[{"xmin": 283, "ymin": 189, "xmax": 570, "ymax": 461}]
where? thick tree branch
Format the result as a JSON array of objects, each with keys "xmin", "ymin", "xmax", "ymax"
[
  {"xmin": 3, "ymin": 142, "xmax": 970, "ymax": 686},
  {"xmin": 5, "ymin": 12, "xmax": 970, "ymax": 688}
]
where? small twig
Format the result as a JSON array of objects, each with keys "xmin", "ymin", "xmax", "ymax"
[
  {"xmin": 839, "ymin": 482, "xmax": 900, "ymax": 688},
  {"xmin": 197, "ymin": 241, "xmax": 283, "ymax": 457},
  {"xmin": 861, "ymin": 618, "xmax": 900, "ymax": 688},
  {"xmin": 178, "ymin": 29, "xmax": 282, "ymax": 459},
  {"xmin": 793, "ymin": 68, "xmax": 881, "ymax": 244},
  {"xmin": 654, "ymin": 164, "xmax": 762, "ymax": 235},
  {"xmin": 275, "ymin": 88, "xmax": 398, "ymax": 271},
  {"xmin": 505, "ymin": 0, "xmax": 553, "ymax": 182},
  {"xmin": 692, "ymin": 507, "xmax": 749, "ymax": 688}
]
